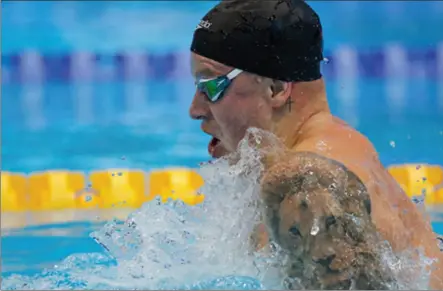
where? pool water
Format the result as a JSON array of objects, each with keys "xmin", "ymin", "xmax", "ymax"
[
  {"xmin": 2, "ymin": 222, "xmax": 106, "ymax": 276},
  {"xmin": 2, "ymin": 2, "xmax": 443, "ymax": 53},
  {"xmin": 2, "ymin": 220, "xmax": 443, "ymax": 278},
  {"xmin": 1, "ymin": 1, "xmax": 443, "ymax": 289},
  {"xmin": 2, "ymin": 79, "xmax": 442, "ymax": 172}
]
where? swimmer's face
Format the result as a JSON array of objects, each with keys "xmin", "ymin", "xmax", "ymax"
[{"xmin": 189, "ymin": 53, "xmax": 289, "ymax": 158}]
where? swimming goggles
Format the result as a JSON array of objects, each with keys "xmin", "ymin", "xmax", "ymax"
[{"xmin": 195, "ymin": 68, "xmax": 243, "ymax": 103}]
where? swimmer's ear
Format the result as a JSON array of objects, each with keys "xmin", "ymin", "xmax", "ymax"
[{"xmin": 269, "ymin": 80, "xmax": 292, "ymax": 109}]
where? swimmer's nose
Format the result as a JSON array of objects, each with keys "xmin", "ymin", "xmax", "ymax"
[{"xmin": 189, "ymin": 91, "xmax": 209, "ymax": 120}]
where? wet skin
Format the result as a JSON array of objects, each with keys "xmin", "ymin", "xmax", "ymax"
[{"xmin": 189, "ymin": 53, "xmax": 443, "ymax": 289}]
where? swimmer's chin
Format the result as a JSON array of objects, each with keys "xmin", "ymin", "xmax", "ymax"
[
  {"xmin": 207, "ymin": 147, "xmax": 240, "ymax": 167},
  {"xmin": 210, "ymin": 150, "xmax": 225, "ymax": 159}
]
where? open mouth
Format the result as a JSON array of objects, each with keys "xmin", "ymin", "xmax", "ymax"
[{"xmin": 208, "ymin": 136, "xmax": 221, "ymax": 158}]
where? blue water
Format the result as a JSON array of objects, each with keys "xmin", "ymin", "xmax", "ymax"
[
  {"xmin": 2, "ymin": 80, "xmax": 442, "ymax": 173},
  {"xmin": 1, "ymin": 1, "xmax": 443, "ymax": 289},
  {"xmin": 2, "ymin": 1, "xmax": 443, "ymax": 53}
]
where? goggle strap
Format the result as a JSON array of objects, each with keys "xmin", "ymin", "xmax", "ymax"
[
  {"xmin": 198, "ymin": 68, "xmax": 243, "ymax": 83},
  {"xmin": 226, "ymin": 68, "xmax": 243, "ymax": 80}
]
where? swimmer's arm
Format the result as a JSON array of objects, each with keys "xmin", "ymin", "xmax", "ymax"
[{"xmin": 260, "ymin": 152, "xmax": 391, "ymax": 289}]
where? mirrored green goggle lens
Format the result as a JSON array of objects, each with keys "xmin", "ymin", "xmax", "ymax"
[{"xmin": 197, "ymin": 77, "xmax": 229, "ymax": 102}]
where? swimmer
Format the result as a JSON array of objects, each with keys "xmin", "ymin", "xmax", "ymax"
[{"xmin": 189, "ymin": 0, "xmax": 443, "ymax": 289}]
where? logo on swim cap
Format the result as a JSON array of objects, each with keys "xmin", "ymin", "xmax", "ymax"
[{"xmin": 196, "ymin": 19, "xmax": 212, "ymax": 30}]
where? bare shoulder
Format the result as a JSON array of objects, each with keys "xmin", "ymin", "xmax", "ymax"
[
  {"xmin": 260, "ymin": 151, "xmax": 373, "ymax": 242},
  {"xmin": 260, "ymin": 151, "xmax": 397, "ymax": 289},
  {"xmin": 261, "ymin": 151, "xmax": 371, "ymax": 211}
]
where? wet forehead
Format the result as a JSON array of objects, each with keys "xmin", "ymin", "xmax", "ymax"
[{"xmin": 191, "ymin": 53, "xmax": 232, "ymax": 78}]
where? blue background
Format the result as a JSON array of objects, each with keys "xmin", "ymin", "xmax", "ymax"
[{"xmin": 2, "ymin": 1, "xmax": 443, "ymax": 174}]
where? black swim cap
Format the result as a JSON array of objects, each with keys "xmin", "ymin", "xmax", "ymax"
[{"xmin": 190, "ymin": 0, "xmax": 324, "ymax": 82}]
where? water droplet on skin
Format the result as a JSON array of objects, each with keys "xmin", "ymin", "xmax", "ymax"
[
  {"xmin": 389, "ymin": 141, "xmax": 396, "ymax": 148},
  {"xmin": 310, "ymin": 218, "xmax": 320, "ymax": 236},
  {"xmin": 316, "ymin": 140, "xmax": 328, "ymax": 151}
]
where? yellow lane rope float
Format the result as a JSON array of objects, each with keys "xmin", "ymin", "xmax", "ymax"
[
  {"xmin": 1, "ymin": 168, "xmax": 205, "ymax": 212},
  {"xmin": 1, "ymin": 164, "xmax": 442, "ymax": 214},
  {"xmin": 388, "ymin": 164, "xmax": 443, "ymax": 204}
]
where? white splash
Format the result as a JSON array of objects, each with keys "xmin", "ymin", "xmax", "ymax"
[
  {"xmin": 0, "ymin": 128, "xmax": 437, "ymax": 290},
  {"xmin": 1, "ymin": 128, "xmax": 283, "ymax": 290}
]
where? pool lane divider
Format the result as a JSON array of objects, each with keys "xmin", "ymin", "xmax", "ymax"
[
  {"xmin": 1, "ymin": 44, "xmax": 443, "ymax": 84},
  {"xmin": 1, "ymin": 163, "xmax": 442, "ymax": 213},
  {"xmin": 388, "ymin": 164, "xmax": 443, "ymax": 205},
  {"xmin": 1, "ymin": 168, "xmax": 205, "ymax": 212}
]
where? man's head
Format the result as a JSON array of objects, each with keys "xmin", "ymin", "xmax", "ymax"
[{"xmin": 189, "ymin": 0, "xmax": 324, "ymax": 158}]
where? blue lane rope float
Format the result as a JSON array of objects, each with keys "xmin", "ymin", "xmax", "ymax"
[{"xmin": 1, "ymin": 44, "xmax": 443, "ymax": 84}]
